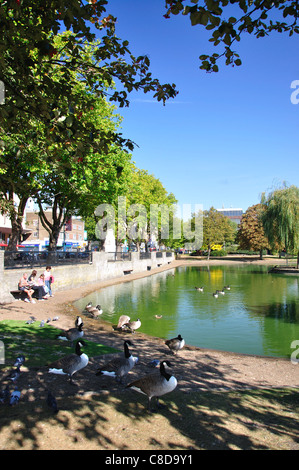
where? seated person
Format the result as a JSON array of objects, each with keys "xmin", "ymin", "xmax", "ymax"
[
  {"xmin": 28, "ymin": 270, "xmax": 48, "ymax": 301},
  {"xmin": 18, "ymin": 273, "xmax": 35, "ymax": 303}
]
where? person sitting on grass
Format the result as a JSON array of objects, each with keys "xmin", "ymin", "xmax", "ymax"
[{"xmin": 18, "ymin": 273, "xmax": 35, "ymax": 303}]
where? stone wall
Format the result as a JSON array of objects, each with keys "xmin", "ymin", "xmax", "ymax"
[{"xmin": 0, "ymin": 251, "xmax": 174, "ymax": 304}]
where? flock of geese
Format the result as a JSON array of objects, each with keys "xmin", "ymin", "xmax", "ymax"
[
  {"xmin": 1, "ymin": 303, "xmax": 185, "ymax": 413},
  {"xmin": 195, "ymin": 285, "xmax": 231, "ymax": 298},
  {"xmin": 1, "ymin": 283, "xmax": 232, "ymax": 412}
]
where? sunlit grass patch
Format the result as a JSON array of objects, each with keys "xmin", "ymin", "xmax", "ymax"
[{"xmin": 0, "ymin": 320, "xmax": 119, "ymax": 368}]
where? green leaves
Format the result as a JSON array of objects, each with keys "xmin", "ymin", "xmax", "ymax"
[{"xmin": 164, "ymin": 0, "xmax": 299, "ymax": 72}]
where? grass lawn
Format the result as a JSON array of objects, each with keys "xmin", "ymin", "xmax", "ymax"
[{"xmin": 0, "ymin": 319, "xmax": 119, "ymax": 368}]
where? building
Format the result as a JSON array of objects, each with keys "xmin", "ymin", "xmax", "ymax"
[
  {"xmin": 216, "ymin": 208, "xmax": 243, "ymax": 225},
  {"xmin": 25, "ymin": 211, "xmax": 86, "ymax": 250}
]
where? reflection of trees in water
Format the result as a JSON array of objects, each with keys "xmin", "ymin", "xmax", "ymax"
[
  {"xmin": 250, "ymin": 301, "xmax": 298, "ymax": 323},
  {"xmin": 264, "ymin": 301, "xmax": 298, "ymax": 323}
]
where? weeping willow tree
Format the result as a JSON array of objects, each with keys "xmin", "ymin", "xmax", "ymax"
[{"xmin": 261, "ymin": 185, "xmax": 299, "ymax": 268}]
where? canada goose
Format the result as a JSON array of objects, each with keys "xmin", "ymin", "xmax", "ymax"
[
  {"xmin": 56, "ymin": 323, "xmax": 84, "ymax": 342},
  {"xmin": 95, "ymin": 340, "xmax": 138, "ymax": 383},
  {"xmin": 218, "ymin": 289, "xmax": 225, "ymax": 295},
  {"xmin": 117, "ymin": 315, "xmax": 131, "ymax": 329},
  {"xmin": 155, "ymin": 315, "xmax": 163, "ymax": 319},
  {"xmin": 123, "ymin": 318, "xmax": 141, "ymax": 334},
  {"xmin": 48, "ymin": 340, "xmax": 88, "ymax": 384},
  {"xmin": 224, "ymin": 285, "xmax": 231, "ymax": 290},
  {"xmin": 75, "ymin": 316, "xmax": 83, "ymax": 328},
  {"xmin": 126, "ymin": 360, "xmax": 177, "ymax": 412},
  {"xmin": 165, "ymin": 334, "xmax": 185, "ymax": 355},
  {"xmin": 195, "ymin": 286, "xmax": 204, "ymax": 292},
  {"xmin": 89, "ymin": 305, "xmax": 103, "ymax": 317},
  {"xmin": 84, "ymin": 302, "xmax": 93, "ymax": 312},
  {"xmin": 213, "ymin": 292, "xmax": 218, "ymax": 298}
]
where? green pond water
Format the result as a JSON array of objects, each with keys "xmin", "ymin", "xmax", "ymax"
[{"xmin": 74, "ymin": 265, "xmax": 299, "ymax": 358}]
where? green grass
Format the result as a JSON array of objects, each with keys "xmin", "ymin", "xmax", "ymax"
[{"xmin": 0, "ymin": 320, "xmax": 119, "ymax": 368}]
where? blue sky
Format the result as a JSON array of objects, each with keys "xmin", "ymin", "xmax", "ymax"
[{"xmin": 99, "ymin": 1, "xmax": 299, "ymax": 213}]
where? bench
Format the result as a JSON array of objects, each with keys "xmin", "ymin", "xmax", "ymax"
[
  {"xmin": 10, "ymin": 289, "xmax": 39, "ymax": 300},
  {"xmin": 123, "ymin": 269, "xmax": 133, "ymax": 275}
]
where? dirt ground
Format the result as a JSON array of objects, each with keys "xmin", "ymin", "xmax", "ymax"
[{"xmin": 0, "ymin": 257, "xmax": 299, "ymax": 450}]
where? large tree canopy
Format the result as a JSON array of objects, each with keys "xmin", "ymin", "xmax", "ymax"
[
  {"xmin": 0, "ymin": 0, "xmax": 177, "ymax": 150},
  {"xmin": 164, "ymin": 0, "xmax": 299, "ymax": 71}
]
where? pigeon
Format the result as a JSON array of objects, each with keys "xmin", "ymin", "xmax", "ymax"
[
  {"xmin": 0, "ymin": 385, "xmax": 10, "ymax": 404},
  {"xmin": 10, "ymin": 387, "xmax": 21, "ymax": 406},
  {"xmin": 52, "ymin": 316, "xmax": 59, "ymax": 321},
  {"xmin": 26, "ymin": 319, "xmax": 35, "ymax": 324},
  {"xmin": 148, "ymin": 359, "xmax": 160, "ymax": 368},
  {"xmin": 46, "ymin": 318, "xmax": 52, "ymax": 323},
  {"xmin": 47, "ymin": 390, "xmax": 59, "ymax": 414},
  {"xmin": 7, "ymin": 367, "xmax": 21, "ymax": 382},
  {"xmin": 14, "ymin": 355, "xmax": 25, "ymax": 368},
  {"xmin": 39, "ymin": 320, "xmax": 45, "ymax": 327}
]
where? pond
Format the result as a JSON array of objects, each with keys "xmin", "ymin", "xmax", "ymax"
[{"xmin": 74, "ymin": 265, "xmax": 299, "ymax": 358}]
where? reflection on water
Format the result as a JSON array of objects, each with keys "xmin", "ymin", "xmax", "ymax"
[{"xmin": 74, "ymin": 265, "xmax": 299, "ymax": 358}]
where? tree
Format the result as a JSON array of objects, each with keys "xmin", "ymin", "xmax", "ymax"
[
  {"xmin": 197, "ymin": 207, "xmax": 236, "ymax": 258},
  {"xmin": 125, "ymin": 168, "xmax": 177, "ymax": 250},
  {"xmin": 237, "ymin": 204, "xmax": 269, "ymax": 259},
  {"xmin": 261, "ymin": 184, "xmax": 299, "ymax": 267},
  {"xmin": 0, "ymin": 1, "xmax": 177, "ymax": 151},
  {"xmin": 0, "ymin": 120, "xmax": 48, "ymax": 249},
  {"xmin": 164, "ymin": 0, "xmax": 299, "ymax": 72},
  {"xmin": 0, "ymin": 31, "xmax": 134, "ymax": 250}
]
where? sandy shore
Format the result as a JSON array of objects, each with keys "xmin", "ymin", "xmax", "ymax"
[{"xmin": 1, "ymin": 256, "xmax": 299, "ymax": 393}]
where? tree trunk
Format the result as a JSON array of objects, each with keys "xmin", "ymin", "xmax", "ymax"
[
  {"xmin": 259, "ymin": 248, "xmax": 263, "ymax": 260},
  {"xmin": 7, "ymin": 192, "xmax": 28, "ymax": 251}
]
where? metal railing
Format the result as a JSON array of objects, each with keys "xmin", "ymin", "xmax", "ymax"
[
  {"xmin": 107, "ymin": 252, "xmax": 132, "ymax": 262},
  {"xmin": 4, "ymin": 250, "xmax": 93, "ymax": 269},
  {"xmin": 139, "ymin": 252, "xmax": 151, "ymax": 260}
]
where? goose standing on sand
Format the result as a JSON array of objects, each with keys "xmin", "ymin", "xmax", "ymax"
[
  {"xmin": 48, "ymin": 340, "xmax": 88, "ymax": 384},
  {"xmin": 126, "ymin": 360, "xmax": 177, "ymax": 412},
  {"xmin": 123, "ymin": 318, "xmax": 141, "ymax": 334},
  {"xmin": 56, "ymin": 322, "xmax": 84, "ymax": 343},
  {"xmin": 95, "ymin": 340, "xmax": 138, "ymax": 383},
  {"xmin": 165, "ymin": 334, "xmax": 185, "ymax": 355}
]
